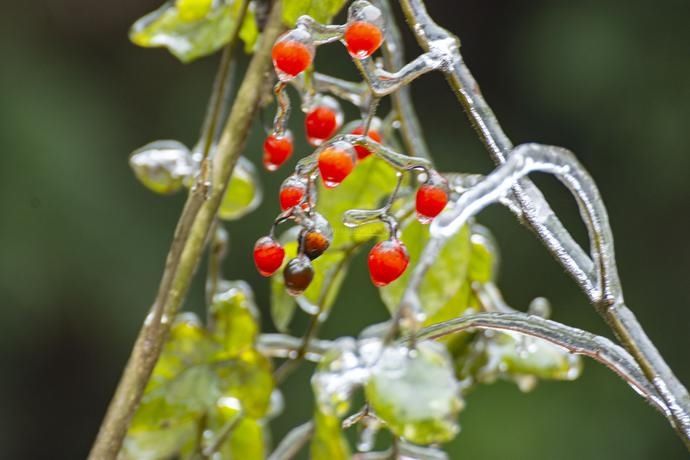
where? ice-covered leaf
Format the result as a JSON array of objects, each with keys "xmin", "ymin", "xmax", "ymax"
[
  {"xmin": 365, "ymin": 342, "xmax": 463, "ymax": 445},
  {"xmin": 124, "ymin": 315, "xmax": 219, "ymax": 459},
  {"xmin": 380, "ymin": 221, "xmax": 471, "ymax": 318},
  {"xmin": 215, "ymin": 350, "xmax": 274, "ymax": 418},
  {"xmin": 218, "ymin": 156, "xmax": 262, "ymax": 221},
  {"xmin": 311, "ymin": 338, "xmax": 364, "ymax": 417},
  {"xmin": 480, "ymin": 331, "xmax": 582, "ymax": 390},
  {"xmin": 310, "ymin": 408, "xmax": 351, "ymax": 460},
  {"xmin": 122, "ymin": 417, "xmax": 196, "ymax": 460},
  {"xmin": 129, "ymin": 0, "xmax": 258, "ymax": 63},
  {"xmin": 283, "ymin": 0, "xmax": 347, "ymax": 26},
  {"xmin": 162, "ymin": 364, "xmax": 222, "ymax": 412},
  {"xmin": 210, "ymin": 280, "xmax": 259, "ymax": 357},
  {"xmin": 147, "ymin": 313, "xmax": 218, "ymax": 392},
  {"xmin": 318, "ymin": 155, "xmax": 398, "ymax": 248},
  {"xmin": 129, "ymin": 140, "xmax": 194, "ymax": 195}
]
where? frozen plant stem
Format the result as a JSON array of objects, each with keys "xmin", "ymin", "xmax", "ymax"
[
  {"xmin": 399, "ymin": 0, "xmax": 690, "ymax": 447},
  {"xmin": 87, "ymin": 3, "xmax": 286, "ymax": 459}
]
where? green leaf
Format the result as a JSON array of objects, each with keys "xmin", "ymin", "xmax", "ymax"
[
  {"xmin": 467, "ymin": 226, "xmax": 497, "ymax": 283},
  {"xmin": 215, "ymin": 350, "xmax": 274, "ymax": 418},
  {"xmin": 318, "ymin": 155, "xmax": 398, "ymax": 248},
  {"xmin": 218, "ymin": 156, "xmax": 262, "ymax": 221},
  {"xmin": 129, "ymin": 0, "xmax": 258, "ymax": 63},
  {"xmin": 210, "ymin": 280, "xmax": 259, "ymax": 357},
  {"xmin": 365, "ymin": 341, "xmax": 463, "ymax": 445},
  {"xmin": 129, "ymin": 140, "xmax": 193, "ymax": 195},
  {"xmin": 485, "ymin": 331, "xmax": 583, "ymax": 384},
  {"xmin": 283, "ymin": 0, "xmax": 347, "ymax": 26},
  {"xmin": 310, "ymin": 408, "xmax": 351, "ymax": 460},
  {"xmin": 146, "ymin": 313, "xmax": 219, "ymax": 392},
  {"xmin": 380, "ymin": 221, "xmax": 471, "ymax": 318},
  {"xmin": 228, "ymin": 417, "xmax": 266, "ymax": 459}
]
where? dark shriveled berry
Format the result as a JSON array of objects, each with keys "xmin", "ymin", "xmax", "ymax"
[
  {"xmin": 301, "ymin": 230, "xmax": 330, "ymax": 260},
  {"xmin": 283, "ymin": 255, "xmax": 314, "ymax": 295}
]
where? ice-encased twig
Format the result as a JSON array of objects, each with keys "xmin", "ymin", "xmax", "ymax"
[
  {"xmin": 374, "ymin": 0, "xmax": 431, "ymax": 160},
  {"xmin": 397, "ymin": 141, "xmax": 690, "ymax": 442},
  {"xmin": 432, "ymin": 143, "xmax": 619, "ymax": 303},
  {"xmin": 398, "ymin": 0, "xmax": 690, "ymax": 447},
  {"xmin": 267, "ymin": 421, "xmax": 315, "ymax": 460},
  {"xmin": 257, "ymin": 333, "xmax": 333, "ymax": 362},
  {"xmin": 413, "ymin": 311, "xmax": 672, "ymax": 421},
  {"xmin": 354, "ymin": 50, "xmax": 447, "ymax": 98}
]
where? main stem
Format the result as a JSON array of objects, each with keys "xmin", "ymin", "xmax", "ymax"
[
  {"xmin": 87, "ymin": 4, "xmax": 285, "ymax": 459},
  {"xmin": 399, "ymin": 0, "xmax": 690, "ymax": 447}
]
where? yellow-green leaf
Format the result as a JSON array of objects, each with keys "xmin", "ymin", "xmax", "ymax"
[
  {"xmin": 215, "ymin": 350, "xmax": 274, "ymax": 418},
  {"xmin": 310, "ymin": 408, "xmax": 351, "ymax": 460},
  {"xmin": 130, "ymin": 0, "xmax": 258, "ymax": 63},
  {"xmin": 283, "ymin": 0, "xmax": 347, "ymax": 26},
  {"xmin": 218, "ymin": 156, "xmax": 262, "ymax": 221},
  {"xmin": 210, "ymin": 280, "xmax": 259, "ymax": 357}
]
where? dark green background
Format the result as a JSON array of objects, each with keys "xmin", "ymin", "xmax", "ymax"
[{"xmin": 1, "ymin": 0, "xmax": 689, "ymax": 458}]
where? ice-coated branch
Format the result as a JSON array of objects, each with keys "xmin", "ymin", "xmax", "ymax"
[
  {"xmin": 374, "ymin": 0, "xmax": 431, "ymax": 159},
  {"xmin": 354, "ymin": 49, "xmax": 447, "ymax": 98},
  {"xmin": 257, "ymin": 333, "xmax": 333, "ymax": 362},
  {"xmin": 295, "ymin": 134, "xmax": 432, "ymax": 176},
  {"xmin": 432, "ymin": 143, "xmax": 619, "ymax": 303},
  {"xmin": 398, "ymin": 0, "xmax": 690, "ymax": 448},
  {"xmin": 267, "ymin": 421, "xmax": 315, "ymax": 460},
  {"xmin": 413, "ymin": 312, "xmax": 674, "ymax": 424}
]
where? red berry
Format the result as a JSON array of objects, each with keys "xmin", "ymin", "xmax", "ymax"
[
  {"xmin": 368, "ymin": 239, "xmax": 409, "ymax": 287},
  {"xmin": 272, "ymin": 31, "xmax": 314, "ymax": 80},
  {"xmin": 280, "ymin": 186, "xmax": 304, "ymax": 211},
  {"xmin": 263, "ymin": 132, "xmax": 293, "ymax": 171},
  {"xmin": 318, "ymin": 141, "xmax": 355, "ymax": 188},
  {"xmin": 351, "ymin": 126, "xmax": 382, "ymax": 159},
  {"xmin": 416, "ymin": 182, "xmax": 449, "ymax": 223},
  {"xmin": 279, "ymin": 175, "xmax": 307, "ymax": 210},
  {"xmin": 253, "ymin": 236, "xmax": 285, "ymax": 277},
  {"xmin": 344, "ymin": 21, "xmax": 383, "ymax": 59},
  {"xmin": 283, "ymin": 255, "xmax": 314, "ymax": 295},
  {"xmin": 305, "ymin": 107, "xmax": 338, "ymax": 145}
]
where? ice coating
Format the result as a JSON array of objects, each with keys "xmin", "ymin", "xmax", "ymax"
[{"xmin": 129, "ymin": 140, "xmax": 194, "ymax": 194}]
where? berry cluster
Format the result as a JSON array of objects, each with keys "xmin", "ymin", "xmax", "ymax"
[{"xmin": 254, "ymin": 1, "xmax": 451, "ymax": 293}]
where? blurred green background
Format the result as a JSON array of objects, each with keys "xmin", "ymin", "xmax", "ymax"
[{"xmin": 1, "ymin": 0, "xmax": 689, "ymax": 458}]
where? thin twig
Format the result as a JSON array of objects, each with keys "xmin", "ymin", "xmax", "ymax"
[
  {"xmin": 374, "ymin": 0, "xmax": 431, "ymax": 160},
  {"xmin": 273, "ymin": 245, "xmax": 358, "ymax": 384},
  {"xmin": 267, "ymin": 421, "xmax": 315, "ymax": 460},
  {"xmin": 87, "ymin": 4, "xmax": 286, "ymax": 459}
]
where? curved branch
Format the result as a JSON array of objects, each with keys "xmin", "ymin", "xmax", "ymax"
[
  {"xmin": 398, "ymin": 0, "xmax": 690, "ymax": 448},
  {"xmin": 432, "ymin": 143, "xmax": 620, "ymax": 303},
  {"xmin": 414, "ymin": 312, "xmax": 672, "ymax": 422}
]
